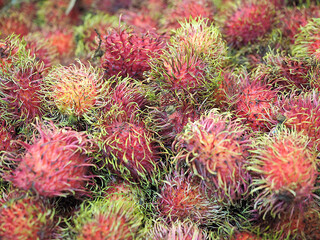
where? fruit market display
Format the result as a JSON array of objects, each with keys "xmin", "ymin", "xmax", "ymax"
[{"xmin": 1, "ymin": 0, "xmax": 320, "ymax": 239}]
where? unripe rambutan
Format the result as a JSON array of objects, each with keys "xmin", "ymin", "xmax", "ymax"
[
  {"xmin": 162, "ymin": 0, "xmax": 215, "ymax": 30},
  {"xmin": 230, "ymin": 76, "xmax": 278, "ymax": 132},
  {"xmin": 155, "ymin": 171, "xmax": 224, "ymax": 226},
  {"xmin": 96, "ymin": 118, "xmax": 158, "ymax": 182},
  {"xmin": 42, "ymin": 60, "xmax": 107, "ymax": 125},
  {"xmin": 5, "ymin": 122, "xmax": 95, "ymax": 197},
  {"xmin": 0, "ymin": 190, "xmax": 58, "ymax": 239},
  {"xmin": 277, "ymin": 90, "xmax": 320, "ymax": 151},
  {"xmin": 174, "ymin": 109, "xmax": 251, "ymax": 203},
  {"xmin": 248, "ymin": 128, "xmax": 318, "ymax": 220},
  {"xmin": 292, "ymin": 18, "xmax": 320, "ymax": 61},
  {"xmin": 0, "ymin": 55, "xmax": 45, "ymax": 127},
  {"xmin": 170, "ymin": 17, "xmax": 228, "ymax": 69},
  {"xmin": 68, "ymin": 197, "xmax": 145, "ymax": 239},
  {"xmin": 150, "ymin": 219, "xmax": 208, "ymax": 240},
  {"xmin": 99, "ymin": 27, "xmax": 164, "ymax": 80},
  {"xmin": 223, "ymin": 1, "xmax": 276, "ymax": 48}
]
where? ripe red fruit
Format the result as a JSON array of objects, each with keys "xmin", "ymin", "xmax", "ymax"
[
  {"xmin": 174, "ymin": 109, "xmax": 251, "ymax": 203},
  {"xmin": 6, "ymin": 123, "xmax": 95, "ymax": 197},
  {"xmin": 0, "ymin": 190, "xmax": 57, "ymax": 239},
  {"xmin": 98, "ymin": 120, "xmax": 158, "ymax": 181},
  {"xmin": 156, "ymin": 172, "xmax": 222, "ymax": 225},
  {"xmin": 100, "ymin": 27, "xmax": 164, "ymax": 80},
  {"xmin": 277, "ymin": 91, "xmax": 320, "ymax": 151},
  {"xmin": 249, "ymin": 129, "xmax": 318, "ymax": 219},
  {"xmin": 0, "ymin": 12, "xmax": 31, "ymax": 39},
  {"xmin": 231, "ymin": 77, "xmax": 278, "ymax": 132},
  {"xmin": 223, "ymin": 1, "xmax": 276, "ymax": 48}
]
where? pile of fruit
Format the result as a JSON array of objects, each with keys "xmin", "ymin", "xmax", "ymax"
[{"xmin": 0, "ymin": 0, "xmax": 320, "ymax": 239}]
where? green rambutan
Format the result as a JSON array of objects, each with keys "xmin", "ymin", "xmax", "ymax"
[
  {"xmin": 248, "ymin": 128, "xmax": 318, "ymax": 220},
  {"xmin": 174, "ymin": 109, "xmax": 251, "ymax": 204},
  {"xmin": 4, "ymin": 122, "xmax": 95, "ymax": 198}
]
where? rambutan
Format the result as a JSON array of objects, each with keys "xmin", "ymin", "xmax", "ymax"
[
  {"xmin": 5, "ymin": 122, "xmax": 95, "ymax": 198},
  {"xmin": 170, "ymin": 17, "xmax": 228, "ymax": 69},
  {"xmin": 99, "ymin": 27, "xmax": 164, "ymax": 80},
  {"xmin": 150, "ymin": 219, "xmax": 208, "ymax": 240},
  {"xmin": 155, "ymin": 171, "xmax": 223, "ymax": 226},
  {"xmin": 223, "ymin": 1, "xmax": 276, "ymax": 48},
  {"xmin": 292, "ymin": 18, "xmax": 320, "ymax": 61},
  {"xmin": 0, "ymin": 190, "xmax": 58, "ymax": 239},
  {"xmin": 96, "ymin": 118, "xmax": 158, "ymax": 182},
  {"xmin": 162, "ymin": 0, "xmax": 215, "ymax": 30},
  {"xmin": 277, "ymin": 90, "xmax": 320, "ymax": 151},
  {"xmin": 68, "ymin": 197, "xmax": 145, "ymax": 239},
  {"xmin": 42, "ymin": 60, "xmax": 107, "ymax": 125},
  {"xmin": 0, "ymin": 54, "xmax": 45, "ymax": 127},
  {"xmin": 248, "ymin": 128, "xmax": 318, "ymax": 220},
  {"xmin": 174, "ymin": 109, "xmax": 251, "ymax": 203},
  {"xmin": 230, "ymin": 76, "xmax": 278, "ymax": 132},
  {"xmin": 0, "ymin": 12, "xmax": 31, "ymax": 39}
]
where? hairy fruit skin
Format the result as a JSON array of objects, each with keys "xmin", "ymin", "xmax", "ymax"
[
  {"xmin": 98, "ymin": 120, "xmax": 158, "ymax": 181},
  {"xmin": 100, "ymin": 27, "xmax": 164, "ymax": 80},
  {"xmin": 43, "ymin": 61, "xmax": 105, "ymax": 122},
  {"xmin": 249, "ymin": 129, "xmax": 318, "ymax": 220},
  {"xmin": 156, "ymin": 172, "xmax": 223, "ymax": 225},
  {"xmin": 0, "ymin": 191, "xmax": 57, "ymax": 239},
  {"xmin": 174, "ymin": 109, "xmax": 251, "ymax": 203},
  {"xmin": 6, "ymin": 123, "xmax": 94, "ymax": 197},
  {"xmin": 223, "ymin": 2, "xmax": 276, "ymax": 48}
]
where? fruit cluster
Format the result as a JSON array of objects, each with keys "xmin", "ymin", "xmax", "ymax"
[{"xmin": 0, "ymin": 0, "xmax": 320, "ymax": 239}]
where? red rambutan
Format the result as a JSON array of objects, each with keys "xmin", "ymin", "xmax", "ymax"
[
  {"xmin": 223, "ymin": 1, "xmax": 276, "ymax": 48},
  {"xmin": 5, "ymin": 122, "xmax": 95, "ymax": 197},
  {"xmin": 99, "ymin": 27, "xmax": 164, "ymax": 80}
]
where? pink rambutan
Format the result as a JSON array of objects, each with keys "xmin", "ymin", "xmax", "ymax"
[
  {"xmin": 249, "ymin": 128, "xmax": 318, "ymax": 220},
  {"xmin": 99, "ymin": 27, "xmax": 164, "ymax": 80},
  {"xmin": 0, "ymin": 12, "xmax": 31, "ymax": 39},
  {"xmin": 223, "ymin": 1, "xmax": 276, "ymax": 48},
  {"xmin": 155, "ymin": 171, "xmax": 223, "ymax": 225},
  {"xmin": 5, "ymin": 122, "xmax": 95, "ymax": 197},
  {"xmin": 97, "ymin": 119, "xmax": 158, "ymax": 181},
  {"xmin": 0, "ymin": 190, "xmax": 58, "ymax": 239},
  {"xmin": 277, "ymin": 90, "xmax": 320, "ymax": 151},
  {"xmin": 163, "ymin": 0, "xmax": 215, "ymax": 30},
  {"xmin": 230, "ymin": 76, "xmax": 278, "ymax": 132},
  {"xmin": 0, "ymin": 55, "xmax": 45, "ymax": 126},
  {"xmin": 174, "ymin": 109, "xmax": 251, "ymax": 203}
]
